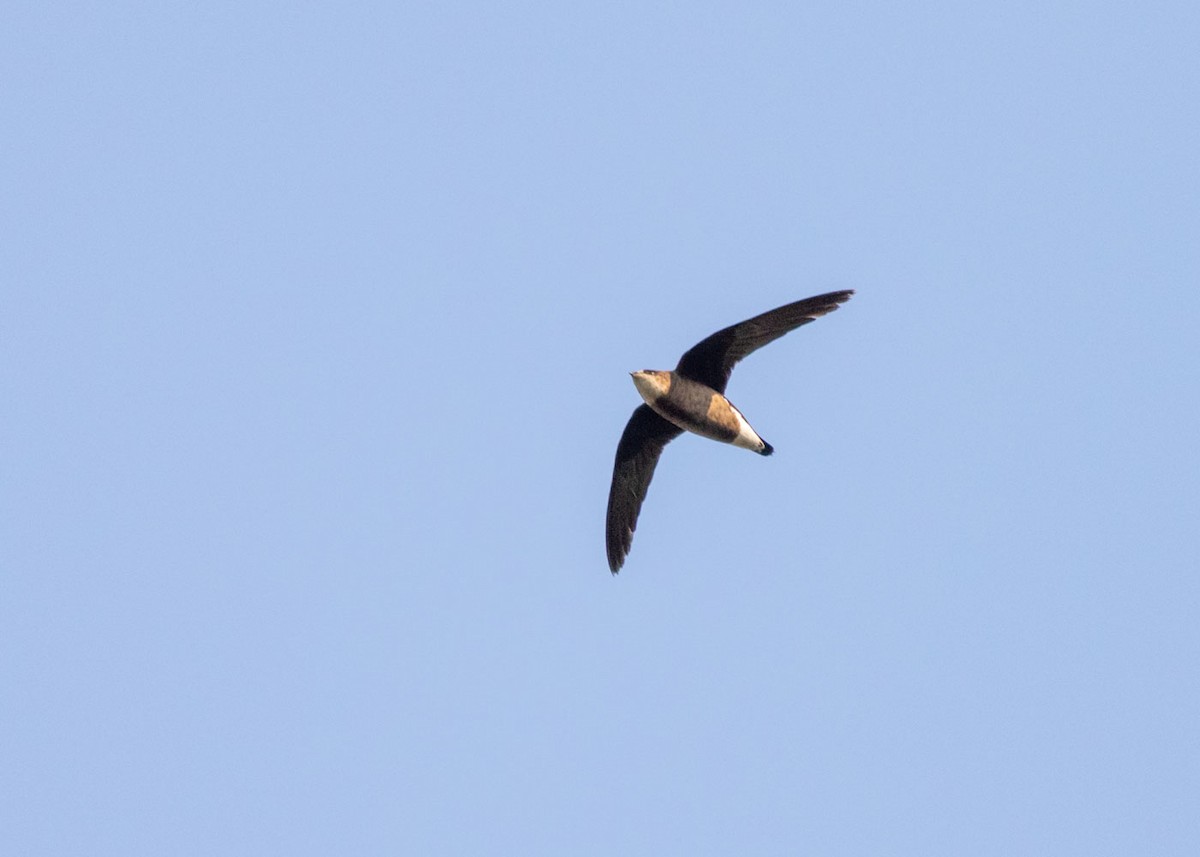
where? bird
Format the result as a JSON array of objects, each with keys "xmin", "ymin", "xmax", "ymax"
[{"xmin": 605, "ymin": 289, "xmax": 854, "ymax": 573}]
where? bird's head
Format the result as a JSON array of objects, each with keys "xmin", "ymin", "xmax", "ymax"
[{"xmin": 630, "ymin": 370, "xmax": 671, "ymax": 402}]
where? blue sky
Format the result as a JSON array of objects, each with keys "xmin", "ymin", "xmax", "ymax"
[{"xmin": 3, "ymin": 2, "xmax": 1198, "ymax": 854}]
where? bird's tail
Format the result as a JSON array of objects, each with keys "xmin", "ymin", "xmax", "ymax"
[{"xmin": 759, "ymin": 440, "xmax": 774, "ymax": 456}]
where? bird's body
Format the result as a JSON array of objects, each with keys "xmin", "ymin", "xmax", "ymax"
[
  {"xmin": 605, "ymin": 289, "xmax": 854, "ymax": 573},
  {"xmin": 631, "ymin": 370, "xmax": 772, "ymax": 455}
]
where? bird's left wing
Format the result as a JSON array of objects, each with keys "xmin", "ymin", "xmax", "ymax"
[
  {"xmin": 674, "ymin": 290, "xmax": 854, "ymax": 393},
  {"xmin": 605, "ymin": 405, "xmax": 684, "ymax": 573}
]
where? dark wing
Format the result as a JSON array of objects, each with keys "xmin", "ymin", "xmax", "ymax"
[
  {"xmin": 674, "ymin": 290, "xmax": 854, "ymax": 393},
  {"xmin": 605, "ymin": 405, "xmax": 684, "ymax": 573}
]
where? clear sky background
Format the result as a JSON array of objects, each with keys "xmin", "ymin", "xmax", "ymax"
[{"xmin": 3, "ymin": 2, "xmax": 1198, "ymax": 854}]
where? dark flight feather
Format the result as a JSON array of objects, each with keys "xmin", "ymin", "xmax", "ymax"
[
  {"xmin": 674, "ymin": 290, "xmax": 854, "ymax": 393},
  {"xmin": 605, "ymin": 405, "xmax": 683, "ymax": 573}
]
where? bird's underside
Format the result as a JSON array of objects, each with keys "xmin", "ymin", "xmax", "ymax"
[{"xmin": 605, "ymin": 289, "xmax": 854, "ymax": 573}]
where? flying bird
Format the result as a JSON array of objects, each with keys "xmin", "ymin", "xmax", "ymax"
[{"xmin": 605, "ymin": 289, "xmax": 854, "ymax": 573}]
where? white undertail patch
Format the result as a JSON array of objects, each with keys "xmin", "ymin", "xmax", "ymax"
[{"xmin": 729, "ymin": 405, "xmax": 766, "ymax": 452}]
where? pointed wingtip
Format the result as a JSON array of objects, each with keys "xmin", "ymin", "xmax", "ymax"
[
  {"xmin": 606, "ymin": 536, "xmax": 627, "ymax": 574},
  {"xmin": 823, "ymin": 289, "xmax": 855, "ymax": 308}
]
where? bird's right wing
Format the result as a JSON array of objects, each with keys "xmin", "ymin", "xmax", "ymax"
[{"xmin": 605, "ymin": 405, "xmax": 684, "ymax": 574}]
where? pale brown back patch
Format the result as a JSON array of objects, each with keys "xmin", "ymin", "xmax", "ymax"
[{"xmin": 704, "ymin": 393, "xmax": 740, "ymax": 433}]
